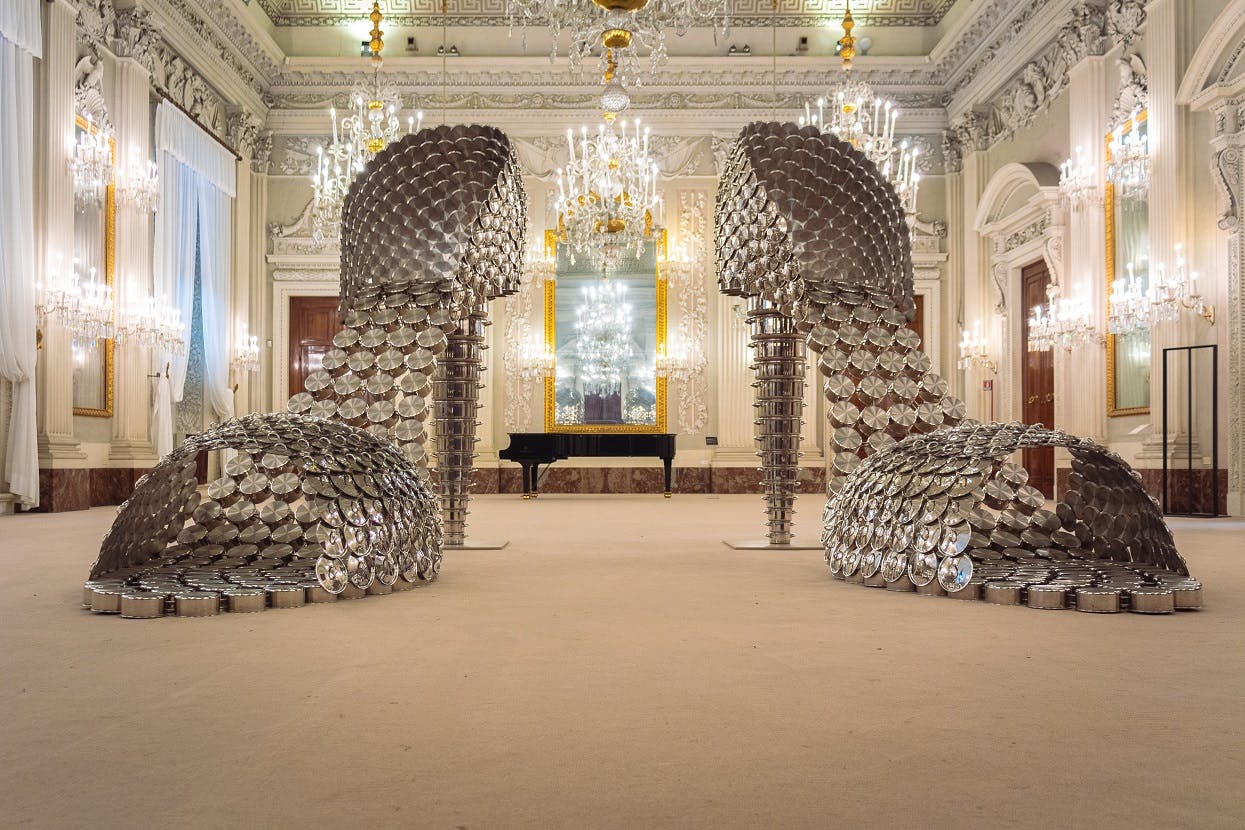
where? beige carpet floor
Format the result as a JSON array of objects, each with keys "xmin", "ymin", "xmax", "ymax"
[{"xmin": 1, "ymin": 495, "xmax": 1242, "ymax": 829}]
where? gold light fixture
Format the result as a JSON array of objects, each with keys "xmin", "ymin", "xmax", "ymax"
[
  {"xmin": 310, "ymin": 2, "xmax": 422, "ymax": 243},
  {"xmin": 838, "ymin": 1, "xmax": 857, "ymax": 70}
]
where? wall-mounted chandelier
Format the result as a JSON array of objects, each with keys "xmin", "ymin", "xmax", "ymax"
[
  {"xmin": 574, "ymin": 279, "xmax": 635, "ymax": 396},
  {"xmin": 507, "ymin": 0, "xmax": 729, "ymax": 85},
  {"xmin": 1059, "ymin": 144, "xmax": 1099, "ymax": 212},
  {"xmin": 70, "ymin": 116, "xmax": 112, "ymax": 209},
  {"xmin": 957, "ymin": 321, "xmax": 996, "ymax": 373},
  {"xmin": 1027, "ymin": 284, "xmax": 1097, "ymax": 352},
  {"xmin": 555, "ymin": 109, "xmax": 660, "ymax": 271},
  {"xmin": 36, "ymin": 256, "xmax": 115, "ymax": 362},
  {"xmin": 116, "ymin": 147, "xmax": 160, "ymax": 214},
  {"xmin": 311, "ymin": 2, "xmax": 421, "ymax": 244},
  {"xmin": 230, "ymin": 324, "xmax": 261, "ymax": 376},
  {"xmin": 1110, "ymin": 245, "xmax": 1214, "ymax": 333},
  {"xmin": 116, "ymin": 293, "xmax": 186, "ymax": 354},
  {"xmin": 1106, "ymin": 110, "xmax": 1149, "ymax": 202}
]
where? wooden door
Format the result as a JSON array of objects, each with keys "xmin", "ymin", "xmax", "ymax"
[
  {"xmin": 1020, "ymin": 261, "xmax": 1055, "ymax": 498},
  {"xmin": 907, "ymin": 294, "xmax": 925, "ymax": 345},
  {"xmin": 289, "ymin": 296, "xmax": 342, "ymax": 398}
]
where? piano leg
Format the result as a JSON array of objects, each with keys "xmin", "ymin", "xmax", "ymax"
[
  {"xmin": 520, "ymin": 462, "xmax": 533, "ymax": 499},
  {"xmin": 663, "ymin": 456, "xmax": 673, "ymax": 498}
]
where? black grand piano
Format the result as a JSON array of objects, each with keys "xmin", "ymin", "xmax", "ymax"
[{"xmin": 499, "ymin": 433, "xmax": 676, "ymax": 497}]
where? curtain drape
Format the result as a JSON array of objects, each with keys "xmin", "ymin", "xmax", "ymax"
[
  {"xmin": 151, "ymin": 103, "xmax": 235, "ymax": 456},
  {"xmin": 0, "ymin": 0, "xmax": 42, "ymax": 507}
]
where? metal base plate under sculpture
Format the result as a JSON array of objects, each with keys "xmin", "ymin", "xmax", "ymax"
[
  {"xmin": 723, "ymin": 539, "xmax": 822, "ymax": 550},
  {"xmin": 444, "ymin": 539, "xmax": 511, "ymax": 550}
]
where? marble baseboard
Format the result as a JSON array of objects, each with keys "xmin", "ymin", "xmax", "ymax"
[
  {"xmin": 1057, "ymin": 466, "xmax": 1228, "ymax": 516},
  {"xmin": 89, "ymin": 468, "xmax": 151, "ymax": 507},
  {"xmin": 34, "ymin": 469, "xmax": 91, "ymax": 513},
  {"xmin": 490, "ymin": 465, "xmax": 826, "ymax": 495}
]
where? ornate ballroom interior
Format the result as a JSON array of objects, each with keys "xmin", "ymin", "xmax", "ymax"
[{"xmin": 0, "ymin": 1, "xmax": 1241, "ymax": 827}]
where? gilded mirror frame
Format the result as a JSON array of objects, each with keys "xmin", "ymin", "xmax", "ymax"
[
  {"xmin": 71, "ymin": 113, "xmax": 116, "ymax": 418},
  {"xmin": 1104, "ymin": 108, "xmax": 1148, "ymax": 417},
  {"xmin": 542, "ymin": 229, "xmax": 668, "ymax": 433}
]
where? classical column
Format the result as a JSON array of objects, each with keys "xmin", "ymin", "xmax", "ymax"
[
  {"xmin": 957, "ymin": 120, "xmax": 996, "ymax": 421},
  {"xmin": 942, "ymin": 137, "xmax": 967, "ymax": 402},
  {"xmin": 711, "ymin": 293, "xmax": 754, "ymax": 463},
  {"xmin": 35, "ymin": 0, "xmax": 88, "ymax": 504},
  {"xmin": 1207, "ymin": 103, "xmax": 1244, "ymax": 515},
  {"xmin": 1140, "ymin": 0, "xmax": 1201, "ymax": 462},
  {"xmin": 1059, "ymin": 55, "xmax": 1111, "ymax": 443},
  {"xmin": 106, "ymin": 55, "xmax": 157, "ymax": 465}
]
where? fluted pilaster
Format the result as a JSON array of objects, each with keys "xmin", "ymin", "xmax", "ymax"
[
  {"xmin": 107, "ymin": 55, "xmax": 157, "ymax": 464},
  {"xmin": 35, "ymin": 0, "xmax": 85, "ymax": 465}
]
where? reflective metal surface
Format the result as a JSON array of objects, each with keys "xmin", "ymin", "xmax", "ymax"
[
  {"xmin": 715, "ymin": 122, "xmax": 1199, "ymax": 616},
  {"xmin": 85, "ymin": 126, "xmax": 528, "ymax": 618}
]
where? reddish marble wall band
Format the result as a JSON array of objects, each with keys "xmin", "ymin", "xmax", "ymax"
[
  {"xmin": 1057, "ymin": 466, "xmax": 1228, "ymax": 516},
  {"xmin": 484, "ymin": 465, "xmax": 827, "ymax": 495}
]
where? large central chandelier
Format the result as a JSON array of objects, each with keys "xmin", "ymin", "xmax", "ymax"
[
  {"xmin": 555, "ymin": 69, "xmax": 660, "ymax": 271},
  {"xmin": 574, "ymin": 280, "xmax": 635, "ymax": 396},
  {"xmin": 507, "ymin": 0, "xmax": 729, "ymax": 85},
  {"xmin": 798, "ymin": 6, "xmax": 921, "ymax": 216},
  {"xmin": 311, "ymin": 2, "xmax": 421, "ymax": 244}
]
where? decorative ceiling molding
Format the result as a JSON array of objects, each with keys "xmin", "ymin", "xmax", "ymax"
[{"xmin": 254, "ymin": 0, "xmax": 957, "ymax": 28}]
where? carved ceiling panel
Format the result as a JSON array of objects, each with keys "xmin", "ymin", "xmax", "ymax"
[{"xmin": 255, "ymin": 0, "xmax": 956, "ymax": 28}]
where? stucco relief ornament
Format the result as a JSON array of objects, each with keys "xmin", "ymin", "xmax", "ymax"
[
  {"xmin": 1111, "ymin": 52, "xmax": 1148, "ymax": 129},
  {"xmin": 1106, "ymin": 0, "xmax": 1146, "ymax": 47},
  {"xmin": 76, "ymin": 0, "xmax": 117, "ymax": 55}
]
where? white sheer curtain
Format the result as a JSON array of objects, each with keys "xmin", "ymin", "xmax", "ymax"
[
  {"xmin": 0, "ymin": 0, "xmax": 42, "ymax": 507},
  {"xmin": 151, "ymin": 103, "xmax": 236, "ymax": 456}
]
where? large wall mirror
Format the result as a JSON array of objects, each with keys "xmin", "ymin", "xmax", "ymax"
[
  {"xmin": 1105, "ymin": 110, "xmax": 1149, "ymax": 417},
  {"xmin": 543, "ymin": 230, "xmax": 667, "ymax": 433},
  {"xmin": 72, "ymin": 114, "xmax": 115, "ymax": 417}
]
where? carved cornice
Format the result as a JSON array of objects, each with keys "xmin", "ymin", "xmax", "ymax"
[
  {"xmin": 254, "ymin": 0, "xmax": 957, "ymax": 28},
  {"xmin": 74, "ymin": 0, "xmax": 117, "ymax": 56}
]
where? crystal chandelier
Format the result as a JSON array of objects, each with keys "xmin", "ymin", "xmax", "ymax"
[
  {"xmin": 70, "ymin": 116, "xmax": 112, "ymax": 209},
  {"xmin": 1111, "ymin": 245, "xmax": 1215, "ymax": 333},
  {"xmin": 574, "ymin": 280, "xmax": 635, "ymax": 396},
  {"xmin": 957, "ymin": 321, "xmax": 996, "ymax": 373},
  {"xmin": 506, "ymin": 0, "xmax": 729, "ymax": 85},
  {"xmin": 518, "ymin": 341, "xmax": 557, "ymax": 380},
  {"xmin": 654, "ymin": 336, "xmax": 690, "ymax": 381},
  {"xmin": 116, "ymin": 146, "xmax": 160, "ymax": 214},
  {"xmin": 311, "ymin": 2, "xmax": 421, "ymax": 244},
  {"xmin": 116, "ymin": 293, "xmax": 186, "ymax": 354},
  {"xmin": 1106, "ymin": 110, "xmax": 1149, "ymax": 202},
  {"xmin": 36, "ymin": 255, "xmax": 115, "ymax": 362},
  {"xmin": 230, "ymin": 325, "xmax": 261, "ymax": 375},
  {"xmin": 1027, "ymin": 284, "xmax": 1097, "ymax": 352},
  {"xmin": 1059, "ymin": 144, "xmax": 1099, "ymax": 212},
  {"xmin": 555, "ymin": 108, "xmax": 660, "ymax": 270}
]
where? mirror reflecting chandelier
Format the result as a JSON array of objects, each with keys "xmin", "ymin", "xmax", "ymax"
[
  {"xmin": 36, "ymin": 256, "xmax": 115, "ymax": 362},
  {"xmin": 311, "ymin": 2, "xmax": 421, "ymax": 244},
  {"xmin": 574, "ymin": 280, "xmax": 635, "ymax": 396},
  {"xmin": 1027, "ymin": 284, "xmax": 1097, "ymax": 352},
  {"xmin": 1059, "ymin": 144, "xmax": 1099, "ymax": 212},
  {"xmin": 507, "ymin": 0, "xmax": 729, "ymax": 85},
  {"xmin": 230, "ymin": 324, "xmax": 261, "ymax": 375},
  {"xmin": 1106, "ymin": 110, "xmax": 1149, "ymax": 203},
  {"xmin": 555, "ymin": 101, "xmax": 660, "ymax": 271},
  {"xmin": 70, "ymin": 116, "xmax": 112, "ymax": 209}
]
